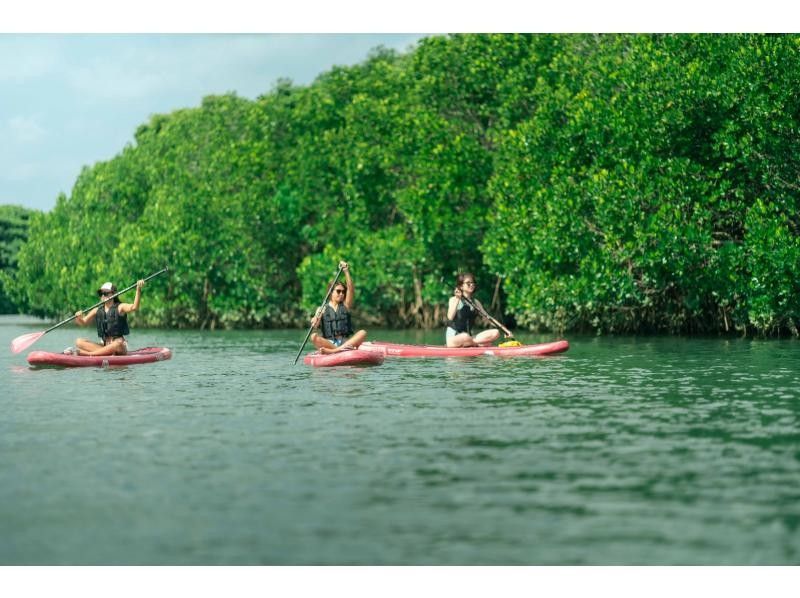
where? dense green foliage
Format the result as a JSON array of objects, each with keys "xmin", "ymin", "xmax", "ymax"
[
  {"xmin": 0, "ymin": 205, "xmax": 34, "ymax": 313},
  {"xmin": 6, "ymin": 34, "xmax": 800, "ymax": 335},
  {"xmin": 485, "ymin": 35, "xmax": 800, "ymax": 335}
]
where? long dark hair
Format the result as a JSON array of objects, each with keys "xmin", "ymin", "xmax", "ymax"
[{"xmin": 456, "ymin": 272, "xmax": 476, "ymax": 288}]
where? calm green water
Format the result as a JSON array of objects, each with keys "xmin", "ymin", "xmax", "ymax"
[{"xmin": 2, "ymin": 315, "xmax": 799, "ymax": 564}]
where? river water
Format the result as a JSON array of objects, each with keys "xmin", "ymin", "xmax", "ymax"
[{"xmin": 2, "ymin": 315, "xmax": 799, "ymax": 564}]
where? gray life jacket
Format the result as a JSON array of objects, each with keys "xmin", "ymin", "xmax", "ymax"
[
  {"xmin": 321, "ymin": 303, "xmax": 354, "ymax": 340},
  {"xmin": 96, "ymin": 303, "xmax": 130, "ymax": 340}
]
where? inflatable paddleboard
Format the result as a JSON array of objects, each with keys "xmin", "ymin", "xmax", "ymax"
[
  {"xmin": 303, "ymin": 349, "xmax": 384, "ymax": 367},
  {"xmin": 27, "ymin": 347, "xmax": 172, "ymax": 368},
  {"xmin": 359, "ymin": 340, "xmax": 569, "ymax": 358}
]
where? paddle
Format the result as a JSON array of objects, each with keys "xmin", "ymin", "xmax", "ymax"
[
  {"xmin": 10, "ymin": 267, "xmax": 169, "ymax": 354},
  {"xmin": 459, "ymin": 293, "xmax": 519, "ymax": 342},
  {"xmin": 293, "ymin": 265, "xmax": 344, "ymax": 365}
]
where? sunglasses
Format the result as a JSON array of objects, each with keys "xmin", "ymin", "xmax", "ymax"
[
  {"xmin": 463, "ymin": 281, "xmax": 476, "ymax": 286},
  {"xmin": 333, "ymin": 289, "xmax": 346, "ymax": 295},
  {"xmin": 98, "ymin": 291, "xmax": 113, "ymax": 297}
]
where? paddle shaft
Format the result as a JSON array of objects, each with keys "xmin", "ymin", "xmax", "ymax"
[
  {"xmin": 460, "ymin": 294, "xmax": 514, "ymax": 337},
  {"xmin": 293, "ymin": 266, "xmax": 344, "ymax": 365},
  {"xmin": 42, "ymin": 267, "xmax": 169, "ymax": 334}
]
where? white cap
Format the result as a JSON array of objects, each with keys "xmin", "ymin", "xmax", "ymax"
[{"xmin": 97, "ymin": 282, "xmax": 116, "ymax": 294}]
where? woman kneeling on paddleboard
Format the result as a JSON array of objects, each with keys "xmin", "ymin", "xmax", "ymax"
[
  {"xmin": 310, "ymin": 261, "xmax": 367, "ymax": 354},
  {"xmin": 445, "ymin": 273, "xmax": 499, "ymax": 348},
  {"xmin": 65, "ymin": 279, "xmax": 145, "ymax": 356}
]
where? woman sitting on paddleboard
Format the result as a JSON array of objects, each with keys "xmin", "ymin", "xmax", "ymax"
[
  {"xmin": 65, "ymin": 279, "xmax": 145, "ymax": 356},
  {"xmin": 445, "ymin": 273, "xmax": 499, "ymax": 348},
  {"xmin": 310, "ymin": 261, "xmax": 367, "ymax": 354}
]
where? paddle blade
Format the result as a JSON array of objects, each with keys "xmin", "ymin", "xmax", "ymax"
[{"xmin": 10, "ymin": 331, "xmax": 45, "ymax": 354}]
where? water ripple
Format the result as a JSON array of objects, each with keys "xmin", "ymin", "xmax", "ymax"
[{"xmin": 2, "ymin": 325, "xmax": 800, "ymax": 564}]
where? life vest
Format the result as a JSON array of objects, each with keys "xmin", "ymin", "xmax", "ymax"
[
  {"xmin": 96, "ymin": 303, "xmax": 130, "ymax": 340},
  {"xmin": 446, "ymin": 300, "xmax": 476, "ymax": 334},
  {"xmin": 321, "ymin": 303, "xmax": 354, "ymax": 340}
]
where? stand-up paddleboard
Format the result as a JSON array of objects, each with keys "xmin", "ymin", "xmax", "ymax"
[
  {"xmin": 27, "ymin": 347, "xmax": 172, "ymax": 368},
  {"xmin": 303, "ymin": 349, "xmax": 384, "ymax": 367},
  {"xmin": 359, "ymin": 340, "xmax": 569, "ymax": 358}
]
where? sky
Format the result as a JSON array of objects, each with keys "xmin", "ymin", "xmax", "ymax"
[{"xmin": 0, "ymin": 33, "xmax": 427, "ymax": 212}]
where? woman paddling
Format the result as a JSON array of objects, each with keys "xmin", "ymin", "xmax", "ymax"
[
  {"xmin": 445, "ymin": 272, "xmax": 499, "ymax": 348},
  {"xmin": 310, "ymin": 261, "xmax": 367, "ymax": 354},
  {"xmin": 64, "ymin": 279, "xmax": 145, "ymax": 356}
]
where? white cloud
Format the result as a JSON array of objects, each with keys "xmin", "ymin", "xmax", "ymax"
[
  {"xmin": 61, "ymin": 34, "xmax": 425, "ymax": 104},
  {"xmin": 8, "ymin": 115, "xmax": 46, "ymax": 143},
  {"xmin": 0, "ymin": 36, "xmax": 62, "ymax": 82},
  {"xmin": 59, "ymin": 37, "xmax": 281, "ymax": 103},
  {"xmin": 0, "ymin": 160, "xmax": 39, "ymax": 182},
  {"xmin": 65, "ymin": 59, "xmax": 166, "ymax": 102}
]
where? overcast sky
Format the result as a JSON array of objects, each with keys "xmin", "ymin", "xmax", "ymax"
[{"xmin": 0, "ymin": 34, "xmax": 426, "ymax": 212}]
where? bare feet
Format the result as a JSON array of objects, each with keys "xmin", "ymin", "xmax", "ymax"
[{"xmin": 320, "ymin": 345, "xmax": 355, "ymax": 354}]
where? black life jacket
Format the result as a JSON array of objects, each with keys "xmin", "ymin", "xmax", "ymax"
[
  {"xmin": 446, "ymin": 300, "xmax": 476, "ymax": 334},
  {"xmin": 96, "ymin": 303, "xmax": 130, "ymax": 340},
  {"xmin": 321, "ymin": 303, "xmax": 354, "ymax": 340}
]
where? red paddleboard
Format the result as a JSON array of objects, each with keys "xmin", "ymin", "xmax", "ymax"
[
  {"xmin": 359, "ymin": 340, "xmax": 569, "ymax": 358},
  {"xmin": 303, "ymin": 349, "xmax": 384, "ymax": 367},
  {"xmin": 27, "ymin": 347, "xmax": 172, "ymax": 368}
]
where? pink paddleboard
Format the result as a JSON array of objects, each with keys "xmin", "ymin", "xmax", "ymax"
[
  {"xmin": 359, "ymin": 340, "xmax": 569, "ymax": 358},
  {"xmin": 303, "ymin": 349, "xmax": 385, "ymax": 367},
  {"xmin": 27, "ymin": 347, "xmax": 172, "ymax": 368}
]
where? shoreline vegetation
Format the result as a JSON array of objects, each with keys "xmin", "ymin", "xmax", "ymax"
[{"xmin": 2, "ymin": 34, "xmax": 800, "ymax": 337}]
